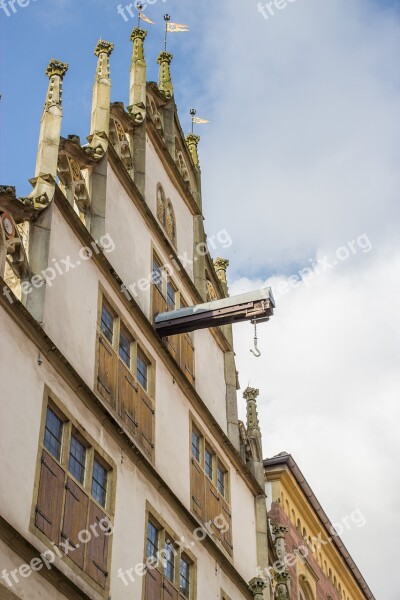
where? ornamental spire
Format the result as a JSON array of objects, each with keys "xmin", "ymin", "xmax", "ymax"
[
  {"xmin": 157, "ymin": 14, "xmax": 174, "ymax": 99},
  {"xmin": 90, "ymin": 40, "xmax": 114, "ymax": 157},
  {"xmin": 28, "ymin": 59, "xmax": 68, "ymax": 204},
  {"xmin": 129, "ymin": 27, "xmax": 147, "ymax": 124},
  {"xmin": 186, "ymin": 133, "xmax": 200, "ymax": 166},
  {"xmin": 243, "ymin": 387, "xmax": 261, "ymax": 434},
  {"xmin": 35, "ymin": 59, "xmax": 68, "ymax": 179}
]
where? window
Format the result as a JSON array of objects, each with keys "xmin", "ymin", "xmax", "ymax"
[
  {"xmin": 147, "ymin": 521, "xmax": 159, "ymax": 561},
  {"xmin": 205, "ymin": 447, "xmax": 213, "ymax": 480},
  {"xmin": 190, "ymin": 420, "xmax": 233, "ymax": 556},
  {"xmin": 144, "ymin": 510, "xmax": 196, "ymax": 600},
  {"xmin": 166, "ymin": 280, "xmax": 176, "ymax": 310},
  {"xmin": 97, "ymin": 293, "xmax": 155, "ymax": 460},
  {"xmin": 100, "ymin": 302, "xmax": 114, "ymax": 343},
  {"xmin": 44, "ymin": 407, "xmax": 63, "ymax": 461},
  {"xmin": 119, "ymin": 326, "xmax": 132, "ymax": 368},
  {"xmin": 164, "ymin": 540, "xmax": 175, "ymax": 582},
  {"xmin": 91, "ymin": 458, "xmax": 108, "ymax": 507},
  {"xmin": 192, "ymin": 430, "xmax": 200, "ymax": 462},
  {"xmin": 152, "ymin": 256, "xmax": 163, "ymax": 293},
  {"xmin": 217, "ymin": 464, "xmax": 225, "ymax": 497},
  {"xmin": 35, "ymin": 400, "xmax": 113, "ymax": 590},
  {"xmin": 137, "ymin": 350, "xmax": 149, "ymax": 391},
  {"xmin": 180, "ymin": 556, "xmax": 190, "ymax": 597},
  {"xmin": 68, "ymin": 434, "xmax": 86, "ymax": 484}
]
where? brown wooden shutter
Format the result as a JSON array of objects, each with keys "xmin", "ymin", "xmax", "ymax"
[
  {"xmin": 162, "ymin": 578, "xmax": 179, "ymax": 599},
  {"xmin": 138, "ymin": 387, "xmax": 155, "ymax": 459},
  {"xmin": 61, "ymin": 477, "xmax": 89, "ymax": 568},
  {"xmin": 205, "ymin": 479, "xmax": 221, "ymax": 540},
  {"xmin": 190, "ymin": 458, "xmax": 205, "ymax": 521},
  {"xmin": 35, "ymin": 450, "xmax": 64, "ymax": 543},
  {"xmin": 86, "ymin": 501, "xmax": 110, "ymax": 589},
  {"xmin": 97, "ymin": 335, "xmax": 117, "ymax": 408},
  {"xmin": 153, "ymin": 285, "xmax": 167, "ymax": 320},
  {"xmin": 221, "ymin": 499, "xmax": 233, "ymax": 556},
  {"xmin": 118, "ymin": 361, "xmax": 138, "ymax": 435},
  {"xmin": 180, "ymin": 334, "xmax": 195, "ymax": 385},
  {"xmin": 166, "ymin": 335, "xmax": 180, "ymax": 362},
  {"xmin": 144, "ymin": 567, "xmax": 162, "ymax": 600}
]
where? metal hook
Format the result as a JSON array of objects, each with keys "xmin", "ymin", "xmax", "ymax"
[{"xmin": 250, "ymin": 320, "xmax": 261, "ymax": 358}]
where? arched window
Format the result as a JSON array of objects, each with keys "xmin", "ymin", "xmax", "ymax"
[
  {"xmin": 299, "ymin": 578, "xmax": 314, "ymax": 600},
  {"xmin": 165, "ymin": 201, "xmax": 176, "ymax": 247},
  {"xmin": 156, "ymin": 185, "xmax": 166, "ymax": 226}
]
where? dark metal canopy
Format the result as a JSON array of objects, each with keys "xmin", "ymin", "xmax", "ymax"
[{"xmin": 154, "ymin": 288, "xmax": 275, "ymax": 337}]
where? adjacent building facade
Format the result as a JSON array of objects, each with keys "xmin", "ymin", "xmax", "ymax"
[{"xmin": 264, "ymin": 453, "xmax": 376, "ymax": 600}]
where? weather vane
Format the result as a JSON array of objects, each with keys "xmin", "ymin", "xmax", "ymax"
[{"xmin": 190, "ymin": 108, "xmax": 210, "ymax": 134}]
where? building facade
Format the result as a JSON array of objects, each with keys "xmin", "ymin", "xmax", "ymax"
[
  {"xmin": 0, "ymin": 28, "xmax": 272, "ymax": 600},
  {"xmin": 264, "ymin": 453, "xmax": 376, "ymax": 600}
]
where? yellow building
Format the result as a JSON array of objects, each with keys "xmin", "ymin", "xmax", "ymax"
[{"xmin": 264, "ymin": 453, "xmax": 375, "ymax": 600}]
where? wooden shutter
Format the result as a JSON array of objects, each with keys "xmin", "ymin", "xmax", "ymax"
[
  {"xmin": 190, "ymin": 458, "xmax": 205, "ymax": 521},
  {"xmin": 166, "ymin": 335, "xmax": 180, "ymax": 362},
  {"xmin": 144, "ymin": 568, "xmax": 162, "ymax": 600},
  {"xmin": 180, "ymin": 334, "xmax": 195, "ymax": 385},
  {"xmin": 35, "ymin": 450, "xmax": 64, "ymax": 543},
  {"xmin": 162, "ymin": 578, "xmax": 179, "ymax": 599},
  {"xmin": 138, "ymin": 387, "xmax": 155, "ymax": 459},
  {"xmin": 97, "ymin": 335, "xmax": 117, "ymax": 408},
  {"xmin": 86, "ymin": 501, "xmax": 110, "ymax": 589},
  {"xmin": 153, "ymin": 285, "xmax": 167, "ymax": 320},
  {"xmin": 205, "ymin": 479, "xmax": 221, "ymax": 540},
  {"xmin": 118, "ymin": 361, "xmax": 138, "ymax": 435},
  {"xmin": 61, "ymin": 477, "xmax": 89, "ymax": 568},
  {"xmin": 221, "ymin": 499, "xmax": 233, "ymax": 556}
]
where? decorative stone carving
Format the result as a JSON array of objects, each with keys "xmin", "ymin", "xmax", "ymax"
[
  {"xmin": 186, "ymin": 133, "xmax": 200, "ymax": 166},
  {"xmin": 206, "ymin": 279, "xmax": 217, "ymax": 302},
  {"xmin": 272, "ymin": 524, "xmax": 289, "ymax": 562},
  {"xmin": 157, "ymin": 51, "xmax": 174, "ymax": 99},
  {"xmin": 248, "ymin": 576, "xmax": 267, "ymax": 599},
  {"xmin": 109, "ymin": 117, "xmax": 133, "ymax": 172},
  {"xmin": 156, "ymin": 186, "xmax": 166, "ymax": 225},
  {"xmin": 129, "ymin": 28, "xmax": 147, "ymax": 124},
  {"xmin": 165, "ymin": 202, "xmax": 176, "ymax": 246},
  {"xmin": 274, "ymin": 571, "xmax": 290, "ymax": 600},
  {"xmin": 89, "ymin": 39, "xmax": 114, "ymax": 156},
  {"xmin": 213, "ymin": 257, "xmax": 229, "ymax": 285},
  {"xmin": 58, "ymin": 152, "xmax": 90, "ymax": 220}
]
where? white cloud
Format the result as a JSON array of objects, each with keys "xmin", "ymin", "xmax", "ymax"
[
  {"xmin": 182, "ymin": 2, "xmax": 399, "ymax": 596},
  {"xmin": 230, "ymin": 244, "xmax": 400, "ymax": 598}
]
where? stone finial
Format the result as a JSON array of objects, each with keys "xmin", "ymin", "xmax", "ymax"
[
  {"xmin": 94, "ymin": 39, "xmax": 114, "ymax": 58},
  {"xmin": 28, "ymin": 58, "xmax": 68, "ymax": 204},
  {"xmin": 248, "ymin": 576, "xmax": 267, "ymax": 599},
  {"xmin": 272, "ymin": 524, "xmax": 289, "ymax": 539},
  {"xmin": 243, "ymin": 387, "xmax": 260, "ymax": 401},
  {"xmin": 274, "ymin": 571, "xmax": 290, "ymax": 600},
  {"xmin": 90, "ymin": 39, "xmax": 114, "ymax": 157},
  {"xmin": 129, "ymin": 28, "xmax": 147, "ymax": 124},
  {"xmin": 186, "ymin": 133, "xmax": 200, "ymax": 167},
  {"xmin": 157, "ymin": 51, "xmax": 174, "ymax": 99},
  {"xmin": 213, "ymin": 257, "xmax": 229, "ymax": 294},
  {"xmin": 244, "ymin": 387, "xmax": 261, "ymax": 445},
  {"xmin": 45, "ymin": 59, "xmax": 68, "ymax": 79}
]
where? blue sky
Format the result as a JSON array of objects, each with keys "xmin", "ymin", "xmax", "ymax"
[{"xmin": 1, "ymin": 2, "xmax": 400, "ymax": 598}]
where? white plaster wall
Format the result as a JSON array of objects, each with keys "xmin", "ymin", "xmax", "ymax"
[
  {"xmin": 145, "ymin": 135, "xmax": 194, "ymax": 281},
  {"xmin": 194, "ymin": 328, "xmax": 228, "ymax": 431},
  {"xmin": 0, "ymin": 540, "xmax": 70, "ymax": 600},
  {"xmin": 106, "ymin": 165, "xmax": 152, "ymax": 318},
  {"xmin": 0, "ymin": 306, "xmax": 260, "ymax": 598}
]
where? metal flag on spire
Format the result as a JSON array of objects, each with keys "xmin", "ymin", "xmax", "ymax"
[
  {"xmin": 136, "ymin": 2, "xmax": 155, "ymax": 27},
  {"xmin": 164, "ymin": 14, "xmax": 189, "ymax": 50},
  {"xmin": 190, "ymin": 109, "xmax": 210, "ymax": 133}
]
